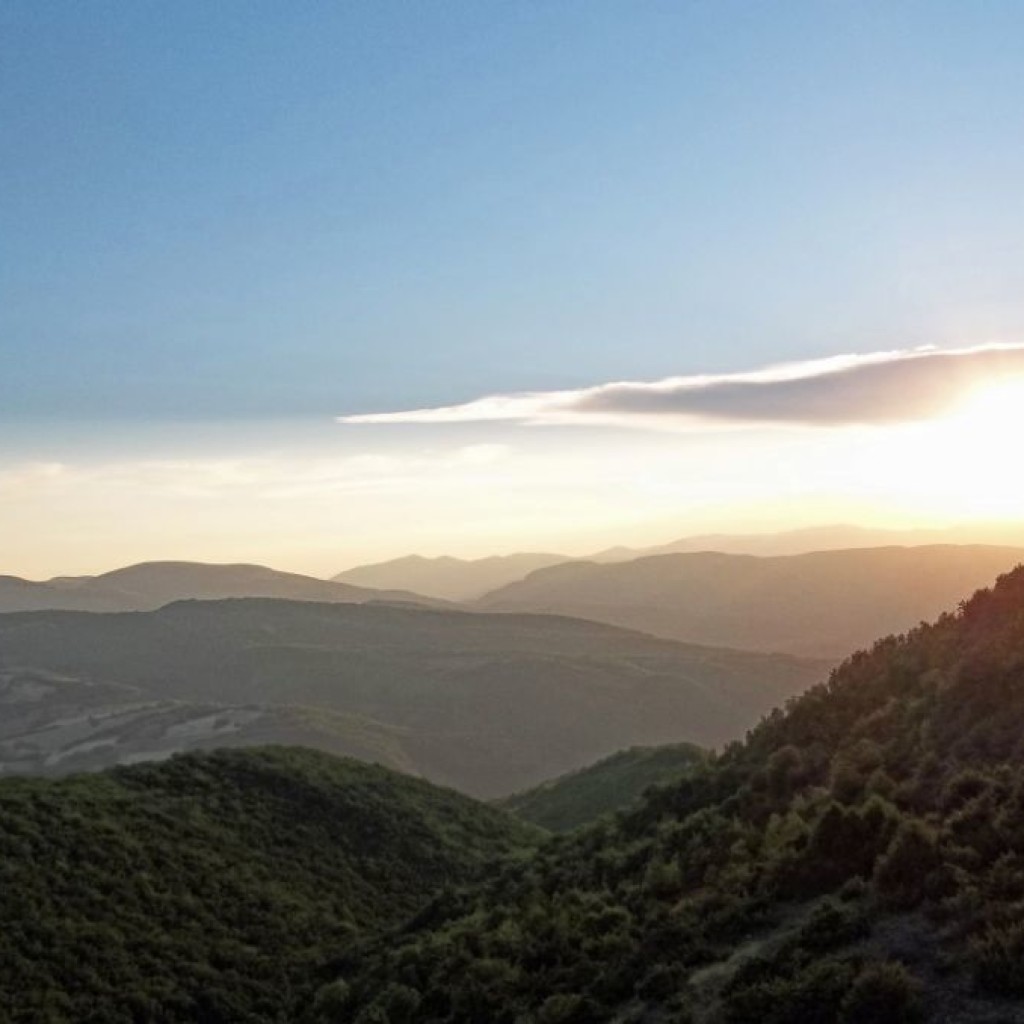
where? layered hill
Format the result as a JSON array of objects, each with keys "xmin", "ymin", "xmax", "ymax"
[
  {"xmin": 593, "ymin": 521, "xmax": 1024, "ymax": 561},
  {"xmin": 0, "ymin": 560, "xmax": 440, "ymax": 614},
  {"xmin": 0, "ymin": 599, "xmax": 823, "ymax": 796},
  {"xmin": 0, "ymin": 746, "xmax": 536, "ymax": 1022},
  {"xmin": 478, "ymin": 544, "xmax": 1024, "ymax": 658},
  {"xmin": 333, "ymin": 552, "xmax": 568, "ymax": 601},
  {"xmin": 501, "ymin": 742, "xmax": 707, "ymax": 832},
  {"xmin": 331, "ymin": 565, "xmax": 1024, "ymax": 1023}
]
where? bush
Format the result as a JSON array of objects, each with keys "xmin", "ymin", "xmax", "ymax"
[
  {"xmin": 873, "ymin": 820, "xmax": 940, "ymax": 909},
  {"xmin": 970, "ymin": 920, "xmax": 1024, "ymax": 996},
  {"xmin": 838, "ymin": 961, "xmax": 924, "ymax": 1023}
]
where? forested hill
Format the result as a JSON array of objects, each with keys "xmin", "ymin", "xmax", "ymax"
[
  {"xmin": 332, "ymin": 567, "xmax": 1024, "ymax": 1022},
  {"xmin": 0, "ymin": 747, "xmax": 538, "ymax": 1022}
]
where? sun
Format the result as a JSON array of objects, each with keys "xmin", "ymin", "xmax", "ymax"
[
  {"xmin": 948, "ymin": 377, "xmax": 1024, "ymax": 442},
  {"xmin": 920, "ymin": 376, "xmax": 1024, "ymax": 518},
  {"xmin": 859, "ymin": 375, "xmax": 1024, "ymax": 522}
]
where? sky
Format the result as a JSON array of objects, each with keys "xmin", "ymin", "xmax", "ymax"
[{"xmin": 3, "ymin": 1, "xmax": 1024, "ymax": 578}]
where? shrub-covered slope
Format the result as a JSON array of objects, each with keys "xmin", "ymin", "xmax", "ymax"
[
  {"xmin": 332, "ymin": 565, "xmax": 1024, "ymax": 1023},
  {"xmin": 500, "ymin": 742, "xmax": 707, "ymax": 832},
  {"xmin": 0, "ymin": 747, "xmax": 537, "ymax": 1023}
]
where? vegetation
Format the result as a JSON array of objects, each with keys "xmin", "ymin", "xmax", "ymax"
[
  {"xmin": 0, "ymin": 746, "xmax": 538, "ymax": 1022},
  {"xmin": 330, "ymin": 564, "xmax": 1024, "ymax": 1021},
  {"xmin": 500, "ymin": 742, "xmax": 707, "ymax": 831}
]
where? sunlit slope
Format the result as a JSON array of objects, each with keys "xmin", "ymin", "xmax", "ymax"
[
  {"xmin": 479, "ymin": 544, "xmax": 1024, "ymax": 657},
  {"xmin": 333, "ymin": 565, "xmax": 1024, "ymax": 1022},
  {"xmin": 500, "ymin": 741, "xmax": 707, "ymax": 832},
  {"xmin": 0, "ymin": 599, "xmax": 824, "ymax": 797},
  {"xmin": 0, "ymin": 746, "xmax": 537, "ymax": 1022}
]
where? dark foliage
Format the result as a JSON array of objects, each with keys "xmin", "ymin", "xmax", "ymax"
[{"xmin": 0, "ymin": 747, "xmax": 537, "ymax": 1022}]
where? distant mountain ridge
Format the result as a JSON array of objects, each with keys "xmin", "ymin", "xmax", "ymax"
[
  {"xmin": 333, "ymin": 552, "xmax": 568, "ymax": 601},
  {"xmin": 0, "ymin": 560, "xmax": 444, "ymax": 614},
  {"xmin": 0, "ymin": 598, "xmax": 824, "ymax": 797},
  {"xmin": 332, "ymin": 523, "xmax": 1024, "ymax": 599},
  {"xmin": 477, "ymin": 544, "xmax": 1024, "ymax": 658}
]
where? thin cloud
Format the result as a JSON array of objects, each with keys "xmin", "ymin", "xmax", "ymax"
[{"xmin": 337, "ymin": 344, "xmax": 1024, "ymax": 429}]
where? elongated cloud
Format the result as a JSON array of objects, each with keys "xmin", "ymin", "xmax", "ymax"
[{"xmin": 337, "ymin": 343, "xmax": 1024, "ymax": 429}]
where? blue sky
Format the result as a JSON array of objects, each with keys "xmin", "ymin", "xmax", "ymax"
[{"xmin": 3, "ymin": 2, "xmax": 1024, "ymax": 575}]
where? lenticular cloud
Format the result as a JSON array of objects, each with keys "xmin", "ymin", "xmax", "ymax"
[{"xmin": 337, "ymin": 343, "xmax": 1024, "ymax": 429}]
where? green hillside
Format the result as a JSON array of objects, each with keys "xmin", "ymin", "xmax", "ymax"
[
  {"xmin": 501, "ymin": 742, "xmax": 707, "ymax": 832},
  {"xmin": 332, "ymin": 567, "xmax": 1024, "ymax": 1022},
  {"xmin": 0, "ymin": 599, "xmax": 823, "ymax": 796},
  {"xmin": 0, "ymin": 746, "xmax": 536, "ymax": 1023}
]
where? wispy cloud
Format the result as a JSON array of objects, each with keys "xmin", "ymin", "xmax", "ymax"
[{"xmin": 337, "ymin": 343, "xmax": 1024, "ymax": 429}]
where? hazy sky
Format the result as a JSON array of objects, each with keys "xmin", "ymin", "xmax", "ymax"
[{"xmin": 3, "ymin": 2, "xmax": 1024, "ymax": 578}]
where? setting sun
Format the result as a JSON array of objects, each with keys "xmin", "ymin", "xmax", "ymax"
[{"xmin": 949, "ymin": 377, "xmax": 1024, "ymax": 442}]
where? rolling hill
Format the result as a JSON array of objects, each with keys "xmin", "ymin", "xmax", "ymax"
[
  {"xmin": 0, "ymin": 598, "xmax": 824, "ymax": 797},
  {"xmin": 0, "ymin": 746, "xmax": 536, "ymax": 1022},
  {"xmin": 0, "ymin": 560, "xmax": 442, "ymax": 614},
  {"xmin": 478, "ymin": 544, "xmax": 1024, "ymax": 658}
]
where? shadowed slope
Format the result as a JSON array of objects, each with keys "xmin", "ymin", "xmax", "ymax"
[{"xmin": 0, "ymin": 598, "xmax": 824, "ymax": 796}]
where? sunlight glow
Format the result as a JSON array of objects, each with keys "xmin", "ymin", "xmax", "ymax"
[{"xmin": 866, "ymin": 376, "xmax": 1024, "ymax": 520}]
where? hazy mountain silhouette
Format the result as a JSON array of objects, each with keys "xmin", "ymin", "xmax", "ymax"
[
  {"xmin": 333, "ymin": 552, "xmax": 568, "ymax": 601},
  {"xmin": 478, "ymin": 544, "xmax": 1024, "ymax": 658},
  {"xmin": 0, "ymin": 560, "xmax": 444, "ymax": 614},
  {"xmin": 332, "ymin": 524, "xmax": 1024, "ymax": 600},
  {"xmin": 0, "ymin": 598, "xmax": 824, "ymax": 797}
]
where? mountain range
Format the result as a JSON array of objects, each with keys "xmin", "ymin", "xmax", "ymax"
[
  {"xmin": 6, "ymin": 562, "xmax": 1024, "ymax": 1019},
  {"xmin": 333, "ymin": 522, "xmax": 1024, "ymax": 599},
  {"xmin": 333, "ymin": 552, "xmax": 567, "ymax": 601},
  {"xmin": 0, "ymin": 598, "xmax": 823, "ymax": 797},
  {"xmin": 0, "ymin": 560, "xmax": 444, "ymax": 614},
  {"xmin": 478, "ymin": 544, "xmax": 1024, "ymax": 657}
]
